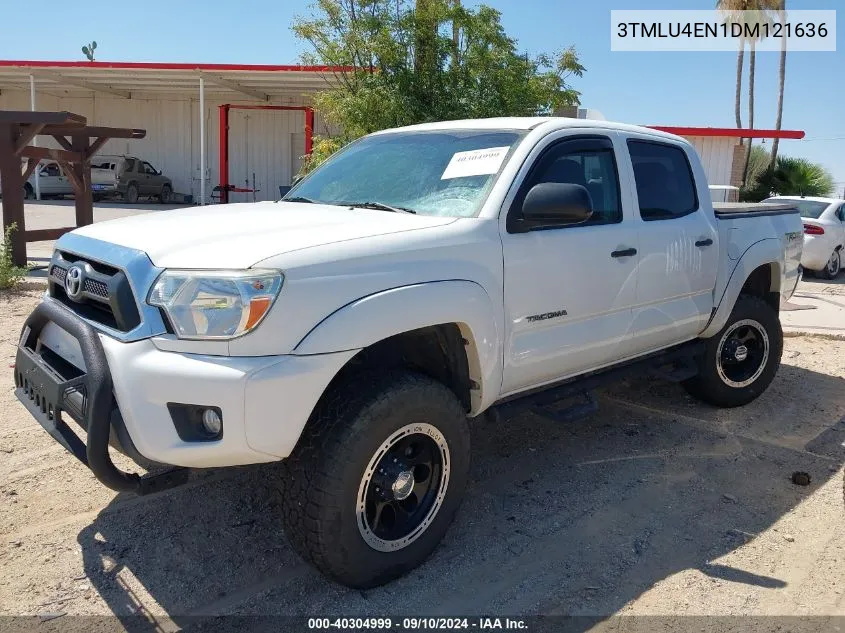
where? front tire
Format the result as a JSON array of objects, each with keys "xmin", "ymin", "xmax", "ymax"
[
  {"xmin": 683, "ymin": 295, "xmax": 783, "ymax": 408},
  {"xmin": 278, "ymin": 370, "xmax": 470, "ymax": 588},
  {"xmin": 23, "ymin": 183, "xmax": 34, "ymax": 200},
  {"xmin": 159, "ymin": 184, "xmax": 173, "ymax": 204}
]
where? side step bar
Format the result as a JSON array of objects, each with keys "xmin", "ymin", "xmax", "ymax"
[{"xmin": 490, "ymin": 340, "xmax": 705, "ymax": 423}]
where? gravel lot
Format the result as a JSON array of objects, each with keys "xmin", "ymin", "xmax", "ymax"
[{"xmin": 0, "ymin": 286, "xmax": 842, "ymax": 627}]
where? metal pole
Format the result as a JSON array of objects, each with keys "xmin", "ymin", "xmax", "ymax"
[
  {"xmin": 199, "ymin": 76, "xmax": 205, "ymax": 205},
  {"xmin": 29, "ymin": 74, "xmax": 40, "ymax": 201}
]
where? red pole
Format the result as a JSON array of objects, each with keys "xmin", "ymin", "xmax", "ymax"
[
  {"xmin": 305, "ymin": 107, "xmax": 314, "ymax": 156},
  {"xmin": 218, "ymin": 104, "xmax": 230, "ymax": 204}
]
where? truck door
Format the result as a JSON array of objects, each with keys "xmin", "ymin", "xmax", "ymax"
[
  {"xmin": 500, "ymin": 133, "xmax": 640, "ymax": 395},
  {"xmin": 140, "ymin": 161, "xmax": 158, "ymax": 195},
  {"xmin": 624, "ymin": 137, "xmax": 718, "ymax": 353}
]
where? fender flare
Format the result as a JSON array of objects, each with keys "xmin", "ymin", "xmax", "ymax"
[
  {"xmin": 294, "ymin": 280, "xmax": 502, "ymax": 415},
  {"xmin": 700, "ymin": 238, "xmax": 783, "ymax": 338}
]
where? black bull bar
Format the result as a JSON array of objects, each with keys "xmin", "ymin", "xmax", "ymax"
[{"xmin": 13, "ymin": 300, "xmax": 187, "ymax": 495}]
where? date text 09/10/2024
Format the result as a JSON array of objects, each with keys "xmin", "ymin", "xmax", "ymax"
[{"xmin": 307, "ymin": 618, "xmax": 528, "ymax": 630}]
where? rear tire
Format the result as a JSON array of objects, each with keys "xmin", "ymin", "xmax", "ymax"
[
  {"xmin": 683, "ymin": 295, "xmax": 783, "ymax": 408},
  {"xmin": 819, "ymin": 249, "xmax": 841, "ymax": 279},
  {"xmin": 125, "ymin": 182, "xmax": 139, "ymax": 204},
  {"xmin": 278, "ymin": 370, "xmax": 470, "ymax": 588}
]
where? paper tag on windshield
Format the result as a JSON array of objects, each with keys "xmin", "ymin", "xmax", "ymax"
[{"xmin": 441, "ymin": 146, "xmax": 510, "ymax": 180}]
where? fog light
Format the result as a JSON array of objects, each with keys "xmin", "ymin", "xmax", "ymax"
[{"xmin": 202, "ymin": 408, "xmax": 223, "ymax": 435}]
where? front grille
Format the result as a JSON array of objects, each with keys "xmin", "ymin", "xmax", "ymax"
[
  {"xmin": 51, "ymin": 265, "xmax": 67, "ymax": 282},
  {"xmin": 48, "ymin": 252, "xmax": 141, "ymax": 332},
  {"xmin": 84, "ymin": 278, "xmax": 109, "ymax": 298}
]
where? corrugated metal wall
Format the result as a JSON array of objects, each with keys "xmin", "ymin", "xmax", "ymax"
[
  {"xmin": 0, "ymin": 90, "xmax": 324, "ymax": 203},
  {"xmin": 685, "ymin": 136, "xmax": 736, "ymax": 186}
]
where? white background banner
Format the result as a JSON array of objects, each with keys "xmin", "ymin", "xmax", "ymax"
[{"xmin": 611, "ymin": 10, "xmax": 836, "ymax": 52}]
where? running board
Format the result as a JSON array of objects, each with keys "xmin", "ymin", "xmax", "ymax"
[
  {"xmin": 489, "ymin": 340, "xmax": 705, "ymax": 423},
  {"xmin": 531, "ymin": 391, "xmax": 598, "ymax": 423}
]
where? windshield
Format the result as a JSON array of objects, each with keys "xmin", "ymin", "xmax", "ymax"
[
  {"xmin": 766, "ymin": 198, "xmax": 829, "ymax": 219},
  {"xmin": 285, "ymin": 129, "xmax": 526, "ymax": 217}
]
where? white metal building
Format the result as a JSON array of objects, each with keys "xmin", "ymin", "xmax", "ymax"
[
  {"xmin": 0, "ymin": 60, "xmax": 339, "ymax": 203},
  {"xmin": 0, "ymin": 61, "xmax": 805, "ymax": 204}
]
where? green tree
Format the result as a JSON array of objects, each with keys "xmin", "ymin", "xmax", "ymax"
[
  {"xmin": 293, "ymin": 0, "xmax": 585, "ymax": 171},
  {"xmin": 770, "ymin": 156, "xmax": 835, "ymax": 197},
  {"xmin": 743, "ymin": 144, "xmax": 772, "ymax": 189}
]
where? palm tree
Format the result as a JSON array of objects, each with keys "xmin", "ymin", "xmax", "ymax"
[
  {"xmin": 771, "ymin": 156, "xmax": 835, "ymax": 197},
  {"xmin": 717, "ymin": 0, "xmax": 777, "ymax": 184},
  {"xmin": 769, "ymin": 0, "xmax": 787, "ymax": 168},
  {"xmin": 717, "ymin": 0, "xmax": 746, "ymax": 130}
]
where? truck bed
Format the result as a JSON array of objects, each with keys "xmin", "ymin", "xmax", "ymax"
[{"xmin": 714, "ymin": 202, "xmax": 798, "ymax": 219}]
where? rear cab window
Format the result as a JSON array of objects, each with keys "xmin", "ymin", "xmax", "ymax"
[{"xmin": 628, "ymin": 139, "xmax": 699, "ymax": 221}]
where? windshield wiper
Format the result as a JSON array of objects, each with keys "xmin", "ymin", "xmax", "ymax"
[
  {"xmin": 348, "ymin": 201, "xmax": 417, "ymax": 214},
  {"xmin": 281, "ymin": 196, "xmax": 315, "ymax": 204}
]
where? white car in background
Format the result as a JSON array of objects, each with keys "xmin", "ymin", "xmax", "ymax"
[{"xmin": 765, "ymin": 196, "xmax": 845, "ymax": 279}]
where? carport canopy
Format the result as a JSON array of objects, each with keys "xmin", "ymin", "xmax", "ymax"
[{"xmin": 0, "ymin": 61, "xmax": 344, "ymax": 206}]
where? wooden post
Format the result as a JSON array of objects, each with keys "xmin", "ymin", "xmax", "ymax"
[
  {"xmin": 0, "ymin": 123, "xmax": 27, "ymax": 266},
  {"xmin": 71, "ymin": 135, "xmax": 93, "ymax": 228}
]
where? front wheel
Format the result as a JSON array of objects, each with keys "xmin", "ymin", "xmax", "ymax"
[
  {"xmin": 159, "ymin": 184, "xmax": 173, "ymax": 204},
  {"xmin": 683, "ymin": 295, "xmax": 783, "ymax": 408},
  {"xmin": 278, "ymin": 370, "xmax": 470, "ymax": 588}
]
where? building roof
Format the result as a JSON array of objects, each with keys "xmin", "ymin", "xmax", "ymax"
[
  {"xmin": 0, "ymin": 62, "xmax": 808, "ymax": 141},
  {"xmin": 650, "ymin": 126, "xmax": 805, "ymax": 139},
  {"xmin": 0, "ymin": 60, "xmax": 352, "ymax": 101}
]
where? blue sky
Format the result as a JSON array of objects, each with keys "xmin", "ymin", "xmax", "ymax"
[{"xmin": 1, "ymin": 0, "xmax": 841, "ymax": 192}]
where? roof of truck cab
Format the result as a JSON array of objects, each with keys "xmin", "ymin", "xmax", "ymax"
[{"xmin": 374, "ymin": 117, "xmax": 686, "ymax": 141}]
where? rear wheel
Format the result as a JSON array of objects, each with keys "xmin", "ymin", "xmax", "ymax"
[
  {"xmin": 683, "ymin": 295, "xmax": 782, "ymax": 408},
  {"xmin": 278, "ymin": 370, "xmax": 470, "ymax": 588},
  {"xmin": 819, "ymin": 249, "xmax": 841, "ymax": 279},
  {"xmin": 125, "ymin": 182, "xmax": 139, "ymax": 204}
]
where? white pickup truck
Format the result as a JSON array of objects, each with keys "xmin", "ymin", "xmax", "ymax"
[{"xmin": 14, "ymin": 118, "xmax": 802, "ymax": 588}]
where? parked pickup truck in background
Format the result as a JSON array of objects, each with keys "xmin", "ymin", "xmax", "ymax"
[
  {"xmin": 90, "ymin": 155, "xmax": 173, "ymax": 203},
  {"xmin": 14, "ymin": 118, "xmax": 802, "ymax": 589}
]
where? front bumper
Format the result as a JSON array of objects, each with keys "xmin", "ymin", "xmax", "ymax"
[{"xmin": 14, "ymin": 299, "xmax": 357, "ymax": 493}]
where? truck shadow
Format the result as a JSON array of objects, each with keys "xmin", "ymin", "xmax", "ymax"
[{"xmin": 76, "ymin": 360, "xmax": 845, "ymax": 631}]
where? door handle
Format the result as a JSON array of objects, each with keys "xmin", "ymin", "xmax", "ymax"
[
  {"xmin": 695, "ymin": 238, "xmax": 713, "ymax": 247},
  {"xmin": 611, "ymin": 247, "xmax": 637, "ymax": 258}
]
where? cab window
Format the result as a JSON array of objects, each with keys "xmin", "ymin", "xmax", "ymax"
[{"xmin": 628, "ymin": 140, "xmax": 698, "ymax": 221}]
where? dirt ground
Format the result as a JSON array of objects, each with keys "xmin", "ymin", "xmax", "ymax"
[{"xmin": 0, "ymin": 285, "xmax": 843, "ymax": 628}]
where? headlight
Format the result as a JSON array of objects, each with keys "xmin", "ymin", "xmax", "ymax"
[{"xmin": 148, "ymin": 269, "xmax": 283, "ymax": 339}]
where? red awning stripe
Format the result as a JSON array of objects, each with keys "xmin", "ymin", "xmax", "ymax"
[{"xmin": 650, "ymin": 126, "xmax": 805, "ymax": 140}]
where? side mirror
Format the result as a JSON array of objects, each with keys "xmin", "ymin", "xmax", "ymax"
[
  {"xmin": 521, "ymin": 182, "xmax": 593, "ymax": 228},
  {"xmin": 279, "ymin": 185, "xmax": 292, "ymax": 197}
]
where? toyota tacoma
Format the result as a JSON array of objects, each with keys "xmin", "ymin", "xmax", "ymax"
[{"xmin": 14, "ymin": 117, "xmax": 802, "ymax": 588}]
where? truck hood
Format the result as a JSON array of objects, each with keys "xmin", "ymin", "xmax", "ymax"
[{"xmin": 69, "ymin": 201, "xmax": 458, "ymax": 268}]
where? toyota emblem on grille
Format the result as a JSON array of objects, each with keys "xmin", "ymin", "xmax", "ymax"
[{"xmin": 64, "ymin": 265, "xmax": 84, "ymax": 300}]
